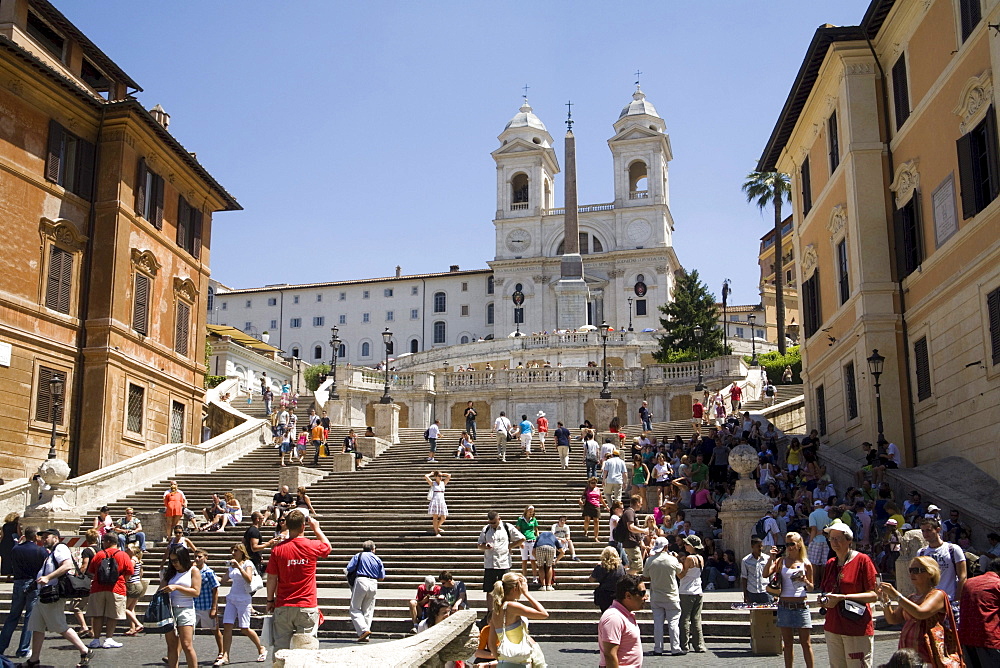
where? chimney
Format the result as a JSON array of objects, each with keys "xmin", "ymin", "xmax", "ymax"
[
  {"xmin": 149, "ymin": 104, "xmax": 170, "ymax": 129},
  {"xmin": 395, "ymin": 265, "xmax": 402, "ymax": 278},
  {"xmin": 449, "ymin": 265, "xmax": 460, "ymax": 272}
]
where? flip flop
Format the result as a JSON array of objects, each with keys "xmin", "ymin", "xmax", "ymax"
[{"xmin": 256, "ymin": 648, "xmax": 268, "ymax": 662}]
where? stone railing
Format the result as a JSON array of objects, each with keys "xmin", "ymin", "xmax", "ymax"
[
  {"xmin": 0, "ymin": 399, "xmax": 270, "ymax": 518},
  {"xmin": 274, "ymin": 609, "xmax": 479, "ymax": 667},
  {"xmin": 542, "ymin": 201, "xmax": 615, "ymax": 215},
  {"xmin": 759, "ymin": 395, "xmax": 806, "ymax": 433},
  {"xmin": 629, "ymin": 190, "xmax": 649, "ymax": 199}
]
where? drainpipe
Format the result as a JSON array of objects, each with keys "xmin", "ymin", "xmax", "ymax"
[
  {"xmin": 69, "ymin": 103, "xmax": 107, "ymax": 475},
  {"xmin": 864, "ymin": 31, "xmax": 918, "ymax": 466}
]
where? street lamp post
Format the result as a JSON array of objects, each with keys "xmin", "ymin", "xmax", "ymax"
[
  {"xmin": 694, "ymin": 326, "xmax": 705, "ymax": 391},
  {"xmin": 599, "ymin": 321, "xmax": 612, "ymax": 399},
  {"xmin": 866, "ymin": 349, "xmax": 886, "ymax": 445},
  {"xmin": 627, "ymin": 297, "xmax": 634, "ymax": 332},
  {"xmin": 722, "ymin": 279, "xmax": 731, "ymax": 355},
  {"xmin": 748, "ymin": 313, "xmax": 759, "ymax": 366},
  {"xmin": 379, "ymin": 327, "xmax": 393, "ymax": 404},
  {"xmin": 47, "ymin": 374, "xmax": 64, "ymax": 459},
  {"xmin": 328, "ymin": 326, "xmax": 340, "ymax": 400}
]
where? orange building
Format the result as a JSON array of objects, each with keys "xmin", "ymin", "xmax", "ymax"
[
  {"xmin": 759, "ymin": 0, "xmax": 1000, "ymax": 481},
  {"xmin": 0, "ymin": 0, "xmax": 239, "ymax": 478},
  {"xmin": 758, "ymin": 215, "xmax": 800, "ymax": 346}
]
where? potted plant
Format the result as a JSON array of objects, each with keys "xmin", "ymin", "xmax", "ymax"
[{"xmin": 261, "ymin": 330, "xmax": 270, "ymax": 343}]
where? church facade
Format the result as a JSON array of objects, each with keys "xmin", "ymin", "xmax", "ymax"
[{"xmin": 217, "ymin": 88, "xmax": 683, "ymax": 367}]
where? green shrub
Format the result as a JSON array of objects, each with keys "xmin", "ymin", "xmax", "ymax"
[
  {"xmin": 303, "ymin": 364, "xmax": 330, "ymax": 392},
  {"xmin": 205, "ymin": 375, "xmax": 227, "ymax": 389},
  {"xmin": 744, "ymin": 346, "xmax": 802, "ymax": 384}
]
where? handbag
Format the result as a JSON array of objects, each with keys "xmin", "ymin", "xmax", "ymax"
[
  {"xmin": 59, "ymin": 552, "xmax": 92, "ymax": 599},
  {"xmin": 765, "ymin": 572, "xmax": 782, "ymax": 598},
  {"xmin": 833, "ymin": 553, "xmax": 868, "ymax": 622},
  {"xmin": 261, "ymin": 614, "xmax": 274, "ymax": 648},
  {"xmin": 38, "ymin": 583, "xmax": 60, "ymax": 604},
  {"xmin": 346, "ymin": 554, "xmax": 359, "ymax": 588},
  {"xmin": 250, "ymin": 568, "xmax": 264, "ymax": 595},
  {"xmin": 142, "ymin": 590, "xmax": 175, "ymax": 634},
  {"xmin": 495, "ymin": 602, "xmax": 533, "ymax": 663}
]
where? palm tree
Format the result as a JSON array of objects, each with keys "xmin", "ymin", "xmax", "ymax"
[{"xmin": 742, "ymin": 171, "xmax": 791, "ymax": 355}]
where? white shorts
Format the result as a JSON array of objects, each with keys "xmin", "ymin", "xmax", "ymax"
[
  {"xmin": 521, "ymin": 540, "xmax": 536, "ymax": 561},
  {"xmin": 195, "ymin": 608, "xmax": 217, "ymax": 629},
  {"xmin": 520, "ymin": 434, "xmax": 532, "ymax": 452},
  {"xmin": 223, "ymin": 598, "xmax": 253, "ymax": 628}
]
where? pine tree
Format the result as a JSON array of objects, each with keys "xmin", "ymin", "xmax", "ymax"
[{"xmin": 654, "ymin": 268, "xmax": 725, "ymax": 362}]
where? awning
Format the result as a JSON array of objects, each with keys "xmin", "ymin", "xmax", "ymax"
[{"xmin": 206, "ymin": 324, "xmax": 281, "ymax": 353}]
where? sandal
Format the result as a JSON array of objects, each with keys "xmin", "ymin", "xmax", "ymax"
[
  {"xmin": 78, "ymin": 628, "xmax": 94, "ymax": 638},
  {"xmin": 257, "ymin": 648, "xmax": 268, "ymax": 662},
  {"xmin": 76, "ymin": 649, "xmax": 94, "ymax": 667},
  {"xmin": 213, "ymin": 658, "xmax": 229, "ymax": 667}
]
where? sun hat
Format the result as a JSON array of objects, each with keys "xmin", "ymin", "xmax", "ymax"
[{"xmin": 683, "ymin": 535, "xmax": 704, "ymax": 550}]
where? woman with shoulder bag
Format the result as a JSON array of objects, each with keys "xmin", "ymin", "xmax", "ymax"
[
  {"xmin": 678, "ymin": 534, "xmax": 707, "ymax": 653},
  {"xmin": 217, "ymin": 543, "xmax": 267, "ymax": 666},
  {"xmin": 819, "ymin": 520, "xmax": 878, "ymax": 668},
  {"xmin": 876, "ymin": 556, "xmax": 963, "ymax": 667},
  {"xmin": 487, "ymin": 572, "xmax": 548, "ymax": 668},
  {"xmin": 70, "ymin": 529, "xmax": 99, "ymax": 638},
  {"xmin": 766, "ymin": 532, "xmax": 815, "ymax": 668},
  {"xmin": 589, "ymin": 547, "xmax": 625, "ymax": 613}
]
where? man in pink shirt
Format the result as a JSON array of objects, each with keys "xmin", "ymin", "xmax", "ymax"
[{"xmin": 598, "ymin": 573, "xmax": 646, "ymax": 667}]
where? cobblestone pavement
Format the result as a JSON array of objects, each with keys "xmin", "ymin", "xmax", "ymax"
[{"xmin": 9, "ymin": 631, "xmax": 904, "ymax": 667}]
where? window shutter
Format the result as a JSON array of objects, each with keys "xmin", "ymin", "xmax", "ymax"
[
  {"xmin": 134, "ymin": 158, "xmax": 147, "ymax": 216},
  {"xmin": 892, "ymin": 55, "xmax": 910, "ymax": 130},
  {"xmin": 35, "ymin": 366, "xmax": 53, "ymax": 423},
  {"xmin": 955, "ymin": 131, "xmax": 976, "ymax": 219},
  {"xmin": 133, "ymin": 273, "xmax": 150, "ymax": 335},
  {"xmin": 175, "ymin": 301, "xmax": 190, "ymax": 356},
  {"xmin": 45, "ymin": 246, "xmax": 74, "ymax": 314},
  {"xmin": 152, "ymin": 174, "xmax": 165, "ymax": 230},
  {"xmin": 984, "ymin": 106, "xmax": 1000, "ymax": 202},
  {"xmin": 45, "ymin": 120, "xmax": 63, "ymax": 183},
  {"xmin": 176, "ymin": 196, "xmax": 189, "ymax": 249},
  {"xmin": 74, "ymin": 137, "xmax": 95, "ymax": 200},
  {"xmin": 914, "ymin": 337, "xmax": 931, "ymax": 401},
  {"xmin": 988, "ymin": 287, "xmax": 1000, "ymax": 366},
  {"xmin": 191, "ymin": 209, "xmax": 203, "ymax": 260}
]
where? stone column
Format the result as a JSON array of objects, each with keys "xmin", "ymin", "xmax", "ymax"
[
  {"xmin": 718, "ymin": 444, "xmax": 772, "ymax": 556},
  {"xmin": 592, "ymin": 399, "xmax": 618, "ymax": 433},
  {"xmin": 324, "ymin": 398, "xmax": 348, "ymax": 426},
  {"xmin": 331, "ymin": 453, "xmax": 355, "ymax": 472},
  {"xmin": 896, "ymin": 529, "xmax": 928, "ymax": 597},
  {"xmin": 374, "ymin": 403, "xmax": 400, "ymax": 444}
]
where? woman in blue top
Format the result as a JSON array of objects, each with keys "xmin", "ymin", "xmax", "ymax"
[{"xmin": 518, "ymin": 415, "xmax": 533, "ymax": 459}]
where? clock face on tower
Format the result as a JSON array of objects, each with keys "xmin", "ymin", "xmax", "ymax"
[{"xmin": 505, "ymin": 228, "xmax": 531, "ymax": 254}]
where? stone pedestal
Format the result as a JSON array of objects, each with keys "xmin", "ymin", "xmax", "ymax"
[
  {"xmin": 374, "ymin": 403, "xmax": 400, "ymax": 445},
  {"xmin": 138, "ymin": 511, "xmax": 166, "ymax": 542},
  {"xmin": 324, "ymin": 398, "xmax": 348, "ymax": 427},
  {"xmin": 718, "ymin": 444, "xmax": 772, "ymax": 556},
  {"xmin": 356, "ymin": 436, "xmax": 390, "ymax": 460},
  {"xmin": 896, "ymin": 529, "xmax": 928, "ymax": 596},
  {"xmin": 553, "ymin": 276, "xmax": 589, "ymax": 331},
  {"xmin": 592, "ymin": 399, "xmax": 618, "ymax": 434},
  {"xmin": 331, "ymin": 453, "xmax": 355, "ymax": 472},
  {"xmin": 22, "ymin": 458, "xmax": 81, "ymax": 536},
  {"xmin": 684, "ymin": 508, "xmax": 717, "ymax": 536},
  {"xmin": 279, "ymin": 466, "xmax": 325, "ymax": 491},
  {"xmin": 233, "ymin": 488, "xmax": 272, "ymax": 516}
]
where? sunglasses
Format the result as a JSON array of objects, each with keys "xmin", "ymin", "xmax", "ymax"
[{"xmin": 908, "ymin": 567, "xmax": 927, "ymax": 575}]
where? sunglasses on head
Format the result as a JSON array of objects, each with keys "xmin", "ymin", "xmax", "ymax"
[{"xmin": 908, "ymin": 567, "xmax": 927, "ymax": 575}]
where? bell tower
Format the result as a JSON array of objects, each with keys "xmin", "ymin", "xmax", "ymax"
[
  {"xmin": 609, "ymin": 87, "xmax": 672, "ymax": 209},
  {"xmin": 492, "ymin": 100, "xmax": 559, "ymax": 222}
]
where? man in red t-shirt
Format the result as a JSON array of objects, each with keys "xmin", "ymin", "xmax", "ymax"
[
  {"xmin": 265, "ymin": 509, "xmax": 331, "ymax": 651},
  {"xmin": 691, "ymin": 400, "xmax": 704, "ymax": 435},
  {"xmin": 728, "ymin": 382, "xmax": 743, "ymax": 414},
  {"xmin": 86, "ymin": 532, "xmax": 134, "ymax": 648}
]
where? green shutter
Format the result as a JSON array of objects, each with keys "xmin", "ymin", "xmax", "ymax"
[
  {"xmin": 45, "ymin": 120, "xmax": 63, "ymax": 183},
  {"xmin": 133, "ymin": 273, "xmax": 150, "ymax": 335}
]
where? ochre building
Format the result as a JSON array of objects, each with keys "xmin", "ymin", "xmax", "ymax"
[
  {"xmin": 759, "ymin": 0, "xmax": 1000, "ymax": 481},
  {"xmin": 0, "ymin": 0, "xmax": 239, "ymax": 479}
]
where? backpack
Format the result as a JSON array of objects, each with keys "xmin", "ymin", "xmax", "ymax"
[
  {"xmin": 96, "ymin": 548, "xmax": 120, "ymax": 586},
  {"xmin": 754, "ymin": 517, "xmax": 769, "ymax": 540},
  {"xmin": 423, "ymin": 428, "xmax": 431, "ymax": 441},
  {"xmin": 848, "ymin": 511, "xmax": 864, "ymax": 540},
  {"xmin": 613, "ymin": 515, "xmax": 630, "ymax": 543}
]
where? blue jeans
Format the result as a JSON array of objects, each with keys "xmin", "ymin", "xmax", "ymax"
[
  {"xmin": 586, "ymin": 459, "xmax": 598, "ymax": 479},
  {"xmin": 117, "ymin": 531, "xmax": 146, "ymax": 551},
  {"xmin": 0, "ymin": 578, "xmax": 38, "ymax": 656}
]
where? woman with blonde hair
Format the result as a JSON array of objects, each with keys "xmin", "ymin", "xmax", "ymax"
[
  {"xmin": 766, "ymin": 532, "xmax": 814, "ymax": 668},
  {"xmin": 876, "ymin": 556, "xmax": 962, "ymax": 667},
  {"xmin": 486, "ymin": 572, "xmax": 547, "ymax": 667},
  {"xmin": 0, "ymin": 511, "xmax": 18, "ymax": 579},
  {"xmin": 589, "ymin": 546, "xmax": 625, "ymax": 612}
]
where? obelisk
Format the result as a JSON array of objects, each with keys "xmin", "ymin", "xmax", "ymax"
[{"xmin": 554, "ymin": 105, "xmax": 590, "ymax": 330}]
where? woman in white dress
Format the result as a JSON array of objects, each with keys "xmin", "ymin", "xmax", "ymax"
[
  {"xmin": 216, "ymin": 543, "xmax": 266, "ymax": 665},
  {"xmin": 425, "ymin": 471, "xmax": 451, "ymax": 537}
]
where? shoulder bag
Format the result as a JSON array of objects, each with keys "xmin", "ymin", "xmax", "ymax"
[
  {"xmin": 496, "ymin": 602, "xmax": 533, "ymax": 663},
  {"xmin": 59, "ymin": 551, "xmax": 93, "ymax": 599},
  {"xmin": 142, "ymin": 590, "xmax": 175, "ymax": 634},
  {"xmin": 834, "ymin": 553, "xmax": 867, "ymax": 621},
  {"xmin": 249, "ymin": 563, "xmax": 264, "ymax": 595}
]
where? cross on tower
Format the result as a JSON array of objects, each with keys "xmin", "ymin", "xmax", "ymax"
[
  {"xmin": 566, "ymin": 100, "xmax": 573, "ymax": 130},
  {"xmin": 634, "ymin": 69, "xmax": 642, "ymax": 87},
  {"xmin": 522, "ymin": 83, "xmax": 530, "ymax": 101}
]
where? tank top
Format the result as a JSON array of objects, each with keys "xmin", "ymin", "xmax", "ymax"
[
  {"xmin": 632, "ymin": 465, "xmax": 647, "ymax": 485},
  {"xmin": 679, "ymin": 556, "xmax": 703, "ymax": 595},
  {"xmin": 168, "ymin": 568, "xmax": 195, "ymax": 608},
  {"xmin": 780, "ymin": 562, "xmax": 807, "ymax": 598}
]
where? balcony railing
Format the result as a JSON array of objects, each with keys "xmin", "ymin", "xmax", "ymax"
[
  {"xmin": 542, "ymin": 202, "xmax": 615, "ymax": 216},
  {"xmin": 510, "ymin": 202, "xmax": 529, "ymax": 211},
  {"xmin": 629, "ymin": 190, "xmax": 649, "ymax": 199}
]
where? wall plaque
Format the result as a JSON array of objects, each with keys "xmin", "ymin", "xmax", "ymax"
[{"xmin": 932, "ymin": 174, "xmax": 958, "ymax": 248}]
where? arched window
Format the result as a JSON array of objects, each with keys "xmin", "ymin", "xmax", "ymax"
[
  {"xmin": 338, "ymin": 343, "xmax": 346, "ymax": 358},
  {"xmin": 486, "ymin": 302, "xmax": 494, "ymax": 325},
  {"xmin": 207, "ymin": 286, "xmax": 214, "ymax": 314},
  {"xmin": 460, "ymin": 335, "xmax": 470, "ymax": 344},
  {"xmin": 433, "ymin": 291, "xmax": 446, "ymax": 313},
  {"xmin": 313, "ymin": 345, "xmax": 322, "ymax": 360},
  {"xmin": 409, "ymin": 338, "xmax": 419, "ymax": 353},
  {"xmin": 557, "ymin": 232, "xmax": 605, "ymax": 255},
  {"xmin": 361, "ymin": 342, "xmax": 370, "ymax": 357},
  {"xmin": 592, "ymin": 236, "xmax": 603, "ymax": 252},
  {"xmin": 291, "ymin": 347, "xmax": 299, "ymax": 358},
  {"xmin": 628, "ymin": 160, "xmax": 649, "ymax": 198},
  {"xmin": 487, "ymin": 276, "xmax": 494, "ymax": 295},
  {"xmin": 433, "ymin": 321, "xmax": 446, "ymax": 344},
  {"xmin": 511, "ymin": 173, "xmax": 529, "ymax": 208}
]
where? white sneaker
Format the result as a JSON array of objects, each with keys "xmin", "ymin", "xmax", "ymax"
[
  {"xmin": 102, "ymin": 638, "xmax": 123, "ymax": 649},
  {"xmin": 706, "ymin": 583, "xmax": 716, "ymax": 591},
  {"xmin": 88, "ymin": 639, "xmax": 102, "ymax": 649}
]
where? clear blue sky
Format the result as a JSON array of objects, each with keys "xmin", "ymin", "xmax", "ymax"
[{"xmin": 62, "ymin": 0, "xmax": 871, "ymax": 306}]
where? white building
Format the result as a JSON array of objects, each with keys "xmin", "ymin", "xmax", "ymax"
[{"xmin": 212, "ymin": 88, "xmax": 684, "ymax": 367}]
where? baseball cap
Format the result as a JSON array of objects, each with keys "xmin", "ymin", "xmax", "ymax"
[
  {"xmin": 927, "ymin": 505, "xmax": 940, "ymax": 512},
  {"xmin": 813, "ymin": 500, "xmax": 824, "ymax": 507},
  {"xmin": 885, "ymin": 519, "xmax": 898, "ymax": 526},
  {"xmin": 650, "ymin": 537, "xmax": 670, "ymax": 555},
  {"xmin": 38, "ymin": 528, "xmax": 61, "ymax": 538}
]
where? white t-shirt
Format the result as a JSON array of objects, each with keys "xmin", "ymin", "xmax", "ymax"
[
  {"xmin": 585, "ymin": 440, "xmax": 599, "ymax": 461},
  {"xmin": 494, "ymin": 416, "xmax": 511, "ymax": 434},
  {"xmin": 886, "ymin": 442, "xmax": 900, "ymax": 464},
  {"xmin": 38, "ymin": 543, "xmax": 72, "ymax": 578},
  {"xmin": 478, "ymin": 522, "xmax": 524, "ymax": 570},
  {"xmin": 551, "ymin": 523, "xmax": 571, "ymax": 541},
  {"xmin": 603, "ymin": 457, "xmax": 627, "ymax": 485},
  {"xmin": 600, "ymin": 442, "xmax": 615, "ymax": 460},
  {"xmin": 917, "ymin": 542, "xmax": 965, "ymax": 601},
  {"xmin": 427, "ymin": 424, "xmax": 440, "ymax": 439},
  {"xmin": 761, "ymin": 516, "xmax": 780, "ymax": 546}
]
